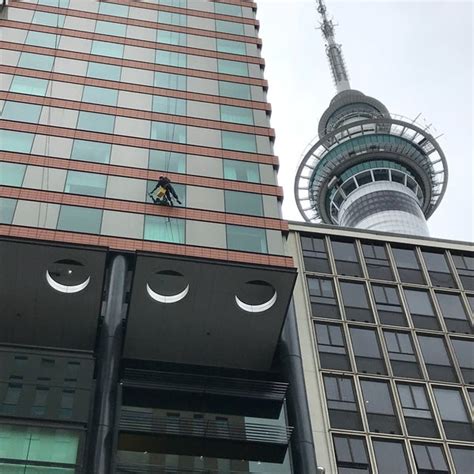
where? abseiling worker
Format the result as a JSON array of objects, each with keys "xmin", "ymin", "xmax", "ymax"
[{"xmin": 149, "ymin": 176, "xmax": 182, "ymax": 206}]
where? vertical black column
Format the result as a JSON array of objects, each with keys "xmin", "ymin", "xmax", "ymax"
[
  {"xmin": 90, "ymin": 254, "xmax": 127, "ymax": 474},
  {"xmin": 280, "ymin": 300, "xmax": 318, "ymax": 474}
]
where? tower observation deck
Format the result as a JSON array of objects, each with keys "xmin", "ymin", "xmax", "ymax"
[{"xmin": 294, "ymin": 1, "xmax": 448, "ymax": 236}]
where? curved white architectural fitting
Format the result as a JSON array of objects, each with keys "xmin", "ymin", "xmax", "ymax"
[
  {"xmin": 235, "ymin": 291, "xmax": 277, "ymax": 313},
  {"xmin": 146, "ymin": 282, "xmax": 189, "ymax": 304},
  {"xmin": 46, "ymin": 270, "xmax": 90, "ymax": 294}
]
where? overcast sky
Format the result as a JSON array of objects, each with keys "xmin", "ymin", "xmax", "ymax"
[{"xmin": 256, "ymin": 0, "xmax": 473, "ymax": 243}]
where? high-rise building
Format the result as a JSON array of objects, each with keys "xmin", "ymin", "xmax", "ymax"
[
  {"xmin": 287, "ymin": 221, "xmax": 473, "ymax": 473},
  {"xmin": 0, "ymin": 1, "xmax": 301, "ymax": 472},
  {"xmin": 294, "ymin": 0, "xmax": 448, "ymax": 237}
]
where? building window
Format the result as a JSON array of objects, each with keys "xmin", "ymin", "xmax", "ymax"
[
  {"xmin": 333, "ymin": 435, "xmax": 370, "ymax": 473},
  {"xmin": 156, "ymin": 50, "xmax": 187, "ymax": 68},
  {"xmin": 60, "ymin": 390, "xmax": 75, "ymax": 419},
  {"xmin": 360, "ymin": 379, "xmax": 401, "ymax": 434},
  {"xmin": 87, "ymin": 61, "xmax": 122, "ymax": 82},
  {"xmin": 149, "ymin": 150, "xmax": 186, "ymax": 174},
  {"xmin": 300, "ymin": 235, "xmax": 331, "ymax": 274},
  {"xmin": 450, "ymin": 446, "xmax": 474, "ymax": 473},
  {"xmin": 392, "ymin": 247, "xmax": 425, "ymax": 284},
  {"xmin": 373, "ymin": 439, "xmax": 409, "ymax": 474},
  {"xmin": 77, "ymin": 111, "xmax": 115, "ymax": 134},
  {"xmin": 214, "ymin": 2, "xmax": 242, "ymax": 16},
  {"xmin": 64, "ymin": 171, "xmax": 107, "ymax": 197},
  {"xmin": 152, "ymin": 96, "xmax": 187, "ymax": 116},
  {"xmin": 57, "ymin": 205, "xmax": 103, "ymax": 234},
  {"xmin": 91, "ymin": 40, "xmax": 124, "ymax": 59},
  {"xmin": 25, "ymin": 31, "xmax": 58, "ymax": 48},
  {"xmin": 418, "ymin": 335, "xmax": 458, "ymax": 383},
  {"xmin": 226, "ymin": 225, "xmax": 267, "ymax": 253},
  {"xmin": 32, "ymin": 386, "xmax": 49, "ymax": 416},
  {"xmin": 18, "ymin": 52, "xmax": 55, "ymax": 71},
  {"xmin": 98, "ymin": 2, "xmax": 129, "ymax": 17},
  {"xmin": 422, "ymin": 250, "xmax": 457, "ymax": 288},
  {"xmin": 306, "ymin": 277, "xmax": 340, "ymax": 319},
  {"xmin": 0, "ymin": 198, "xmax": 17, "ymax": 224},
  {"xmin": 1, "ymin": 101, "xmax": 42, "ymax": 123},
  {"xmin": 349, "ymin": 327, "xmax": 387, "ymax": 375},
  {"xmin": 151, "ymin": 122, "xmax": 186, "ymax": 143},
  {"xmin": 219, "ymin": 81, "xmax": 252, "ymax": 100},
  {"xmin": 33, "ymin": 11, "xmax": 65, "ymax": 27},
  {"xmin": 157, "ymin": 30, "xmax": 187, "ymax": 46},
  {"xmin": 383, "ymin": 330, "xmax": 421, "ymax": 378},
  {"xmin": 154, "ymin": 71, "xmax": 187, "ymax": 91},
  {"xmin": 38, "ymin": 0, "xmax": 69, "ymax": 7},
  {"xmin": 10, "ymin": 76, "xmax": 49, "ymax": 96},
  {"xmin": 95, "ymin": 20, "xmax": 127, "ymax": 37},
  {"xmin": 70, "ymin": 140, "xmax": 111, "ymax": 164},
  {"xmin": 314, "ymin": 323, "xmax": 351, "ymax": 370},
  {"xmin": 412, "ymin": 443, "xmax": 449, "ymax": 473},
  {"xmin": 217, "ymin": 39, "xmax": 247, "ymax": 55},
  {"xmin": 220, "ymin": 105, "xmax": 254, "ymax": 125},
  {"xmin": 339, "ymin": 281, "xmax": 373, "ymax": 322},
  {"xmin": 433, "ymin": 387, "xmax": 472, "ymax": 441},
  {"xmin": 0, "ymin": 163, "xmax": 26, "ymax": 187},
  {"xmin": 0, "ymin": 130, "xmax": 35, "ymax": 154},
  {"xmin": 159, "ymin": 11, "xmax": 187, "ymax": 26},
  {"xmin": 362, "ymin": 242, "xmax": 395, "ymax": 281},
  {"xmin": 224, "ymin": 190, "xmax": 263, "ymax": 216},
  {"xmin": 323, "ymin": 376, "xmax": 363, "ymax": 430},
  {"xmin": 435, "ymin": 292, "xmax": 471, "ymax": 333},
  {"xmin": 451, "ymin": 253, "xmax": 473, "ymax": 291},
  {"xmin": 331, "ymin": 240, "xmax": 363, "ymax": 277},
  {"xmin": 371, "ymin": 284, "xmax": 407, "ymax": 326},
  {"xmin": 450, "ymin": 338, "xmax": 473, "ymax": 385},
  {"xmin": 216, "ymin": 20, "xmax": 245, "ymax": 36},
  {"xmin": 82, "ymin": 85, "xmax": 118, "ymax": 106},
  {"xmin": 144, "ymin": 216, "xmax": 184, "ymax": 243},
  {"xmin": 1, "ymin": 383, "xmax": 22, "ymax": 415},
  {"xmin": 404, "ymin": 289, "xmax": 440, "ymax": 330},
  {"xmin": 397, "ymin": 383, "xmax": 439, "ymax": 438},
  {"xmin": 222, "ymin": 131, "xmax": 257, "ymax": 152},
  {"xmin": 223, "ymin": 159, "xmax": 260, "ymax": 182}
]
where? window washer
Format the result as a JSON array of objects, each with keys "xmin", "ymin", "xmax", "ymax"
[{"xmin": 149, "ymin": 176, "xmax": 182, "ymax": 206}]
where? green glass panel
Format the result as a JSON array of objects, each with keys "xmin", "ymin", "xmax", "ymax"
[
  {"xmin": 95, "ymin": 20, "xmax": 127, "ymax": 37},
  {"xmin": 18, "ymin": 53, "xmax": 54, "ymax": 72},
  {"xmin": 82, "ymin": 85, "xmax": 118, "ymax": 106},
  {"xmin": 156, "ymin": 50, "xmax": 187, "ymax": 68},
  {"xmin": 216, "ymin": 39, "xmax": 246, "ymax": 55},
  {"xmin": 225, "ymin": 190, "xmax": 263, "ymax": 216},
  {"xmin": 70, "ymin": 140, "xmax": 111, "ymax": 164},
  {"xmin": 216, "ymin": 20, "xmax": 244, "ymax": 35},
  {"xmin": 227, "ymin": 225, "xmax": 267, "ymax": 253},
  {"xmin": 220, "ymin": 105, "xmax": 254, "ymax": 125},
  {"xmin": 0, "ymin": 466, "xmax": 74, "ymax": 473},
  {"xmin": 214, "ymin": 2, "xmax": 242, "ymax": 16},
  {"xmin": 0, "ymin": 163, "xmax": 26, "ymax": 187},
  {"xmin": 159, "ymin": 11, "xmax": 187, "ymax": 26},
  {"xmin": 0, "ymin": 198, "xmax": 17, "ymax": 224},
  {"xmin": 144, "ymin": 215, "xmax": 184, "ymax": 243},
  {"xmin": 32, "ymin": 11, "xmax": 65, "ymax": 27},
  {"xmin": 10, "ymin": 76, "xmax": 49, "ymax": 96},
  {"xmin": 222, "ymin": 131, "xmax": 256, "ymax": 152},
  {"xmin": 1, "ymin": 101, "xmax": 42, "ymax": 123},
  {"xmin": 91, "ymin": 41, "xmax": 124, "ymax": 58},
  {"xmin": 154, "ymin": 72, "xmax": 186, "ymax": 90},
  {"xmin": 25, "ymin": 31, "xmax": 58, "ymax": 48},
  {"xmin": 57, "ymin": 205, "xmax": 102, "ymax": 234},
  {"xmin": 219, "ymin": 81, "xmax": 251, "ymax": 100},
  {"xmin": 149, "ymin": 150, "xmax": 186, "ymax": 173},
  {"xmin": 99, "ymin": 2, "xmax": 129, "ymax": 17},
  {"xmin": 157, "ymin": 30, "xmax": 186, "ymax": 46},
  {"xmin": 152, "ymin": 96, "xmax": 186, "ymax": 115},
  {"xmin": 77, "ymin": 111, "xmax": 115, "ymax": 133},
  {"xmin": 38, "ymin": 0, "xmax": 69, "ymax": 6},
  {"xmin": 223, "ymin": 159, "xmax": 260, "ymax": 182},
  {"xmin": 64, "ymin": 171, "xmax": 107, "ymax": 197},
  {"xmin": 87, "ymin": 62, "xmax": 121, "ymax": 81},
  {"xmin": 151, "ymin": 122, "xmax": 186, "ymax": 143},
  {"xmin": 0, "ymin": 130, "xmax": 35, "ymax": 153},
  {"xmin": 218, "ymin": 59, "xmax": 248, "ymax": 76}
]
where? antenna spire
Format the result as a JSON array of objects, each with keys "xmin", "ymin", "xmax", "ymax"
[{"xmin": 317, "ymin": 0, "xmax": 351, "ymax": 93}]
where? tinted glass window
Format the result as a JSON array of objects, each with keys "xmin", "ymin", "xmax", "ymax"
[
  {"xmin": 1, "ymin": 101, "xmax": 42, "ymax": 123},
  {"xmin": 0, "ymin": 198, "xmax": 17, "ymax": 224},
  {"xmin": 226, "ymin": 225, "xmax": 267, "ymax": 253},
  {"xmin": 10, "ymin": 76, "xmax": 49, "ymax": 96},
  {"xmin": 214, "ymin": 2, "xmax": 242, "ymax": 16},
  {"xmin": 333, "ymin": 436, "xmax": 370, "ymax": 473},
  {"xmin": 315, "ymin": 323, "xmax": 351, "ymax": 370},
  {"xmin": 422, "ymin": 250, "xmax": 456, "ymax": 288},
  {"xmin": 18, "ymin": 52, "xmax": 55, "ymax": 71},
  {"xmin": 222, "ymin": 131, "xmax": 256, "ymax": 152},
  {"xmin": 154, "ymin": 71, "xmax": 186, "ymax": 90},
  {"xmin": 149, "ymin": 150, "xmax": 186, "ymax": 174},
  {"xmin": 435, "ymin": 292, "xmax": 471, "ymax": 333},
  {"xmin": 57, "ymin": 206, "xmax": 102, "ymax": 234},
  {"xmin": 433, "ymin": 387, "xmax": 471, "ymax": 441},
  {"xmin": 82, "ymin": 85, "xmax": 118, "ymax": 106},
  {"xmin": 224, "ymin": 190, "xmax": 263, "ymax": 216},
  {"xmin": 144, "ymin": 216, "xmax": 184, "ymax": 243},
  {"xmin": 87, "ymin": 62, "xmax": 121, "ymax": 81},
  {"xmin": 152, "ymin": 96, "xmax": 186, "ymax": 116},
  {"xmin": 383, "ymin": 330, "xmax": 421, "ymax": 378},
  {"xmin": 77, "ymin": 111, "xmax": 115, "ymax": 134},
  {"xmin": 349, "ymin": 327, "xmax": 386, "ymax": 374},
  {"xmin": 372, "ymin": 284, "xmax": 407, "ymax": 326},
  {"xmin": 99, "ymin": 2, "xmax": 129, "ymax": 17},
  {"xmin": 223, "ymin": 159, "xmax": 260, "ymax": 183},
  {"xmin": 217, "ymin": 39, "xmax": 247, "ymax": 55},
  {"xmin": 91, "ymin": 41, "xmax": 124, "ymax": 59},
  {"xmin": 219, "ymin": 81, "xmax": 251, "ymax": 100},
  {"xmin": 451, "ymin": 338, "xmax": 473, "ymax": 385},
  {"xmin": 451, "ymin": 253, "xmax": 474, "ymax": 291},
  {"xmin": 0, "ymin": 163, "xmax": 26, "ymax": 187},
  {"xmin": 216, "ymin": 20, "xmax": 245, "ymax": 36},
  {"xmin": 404, "ymin": 289, "xmax": 439, "ymax": 330},
  {"xmin": 220, "ymin": 105, "xmax": 254, "ymax": 125},
  {"xmin": 71, "ymin": 140, "xmax": 111, "ymax": 164},
  {"xmin": 373, "ymin": 439, "xmax": 409, "ymax": 474},
  {"xmin": 64, "ymin": 171, "xmax": 107, "ymax": 197},
  {"xmin": 157, "ymin": 29, "xmax": 186, "ymax": 46},
  {"xmin": 156, "ymin": 50, "xmax": 186, "ymax": 67},
  {"xmin": 340, "ymin": 281, "xmax": 373, "ymax": 322},
  {"xmin": 301, "ymin": 235, "xmax": 331, "ymax": 273},
  {"xmin": 331, "ymin": 240, "xmax": 362, "ymax": 277},
  {"xmin": 0, "ymin": 130, "xmax": 35, "ymax": 154},
  {"xmin": 26, "ymin": 31, "xmax": 58, "ymax": 48},
  {"xmin": 392, "ymin": 247, "xmax": 425, "ymax": 284},
  {"xmin": 95, "ymin": 20, "xmax": 127, "ymax": 37},
  {"xmin": 151, "ymin": 122, "xmax": 186, "ymax": 143},
  {"xmin": 362, "ymin": 242, "xmax": 394, "ymax": 280},
  {"xmin": 307, "ymin": 277, "xmax": 340, "ymax": 319},
  {"xmin": 412, "ymin": 443, "xmax": 449, "ymax": 473},
  {"xmin": 418, "ymin": 335, "xmax": 457, "ymax": 382},
  {"xmin": 451, "ymin": 447, "xmax": 474, "ymax": 473}
]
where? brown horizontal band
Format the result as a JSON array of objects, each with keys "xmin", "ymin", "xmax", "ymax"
[
  {"xmin": 0, "ymin": 186, "xmax": 289, "ymax": 232},
  {"xmin": 1, "ymin": 151, "xmax": 284, "ymax": 198},
  {"xmin": 1, "ymin": 42, "xmax": 268, "ymax": 88},
  {"xmin": 0, "ymin": 224, "xmax": 294, "ymax": 268},
  {"xmin": 1, "ymin": 120, "xmax": 280, "ymax": 167},
  {"xmin": 0, "ymin": 91, "xmax": 275, "ymax": 138},
  {"xmin": 3, "ymin": 19, "xmax": 264, "ymax": 66},
  {"xmin": 11, "ymin": 0, "xmax": 262, "ymax": 44},
  {"xmin": 0, "ymin": 64, "xmax": 271, "ymax": 111}
]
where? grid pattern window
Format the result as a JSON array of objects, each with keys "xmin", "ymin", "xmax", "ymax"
[
  {"xmin": 300, "ymin": 235, "xmax": 331, "ymax": 273},
  {"xmin": 450, "ymin": 338, "xmax": 473, "ymax": 384},
  {"xmin": 383, "ymin": 330, "xmax": 422, "ymax": 378},
  {"xmin": 333, "ymin": 435, "xmax": 370, "ymax": 473},
  {"xmin": 451, "ymin": 253, "xmax": 474, "ymax": 290},
  {"xmin": 331, "ymin": 240, "xmax": 363, "ymax": 277},
  {"xmin": 422, "ymin": 250, "xmax": 457, "ymax": 288},
  {"xmin": 307, "ymin": 277, "xmax": 340, "ymax": 319},
  {"xmin": 340, "ymin": 281, "xmax": 373, "ymax": 322},
  {"xmin": 417, "ymin": 334, "xmax": 458, "ymax": 383},
  {"xmin": 412, "ymin": 443, "xmax": 449, "ymax": 474},
  {"xmin": 362, "ymin": 242, "xmax": 395, "ymax": 281},
  {"xmin": 435, "ymin": 292, "xmax": 471, "ymax": 334},
  {"xmin": 371, "ymin": 284, "xmax": 407, "ymax": 326},
  {"xmin": 392, "ymin": 247, "xmax": 426, "ymax": 284},
  {"xmin": 349, "ymin": 327, "xmax": 387, "ymax": 375},
  {"xmin": 404, "ymin": 288, "xmax": 440, "ymax": 330},
  {"xmin": 315, "ymin": 323, "xmax": 351, "ymax": 370},
  {"xmin": 373, "ymin": 439, "xmax": 410, "ymax": 474}
]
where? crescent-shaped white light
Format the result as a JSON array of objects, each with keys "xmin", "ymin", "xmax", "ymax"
[
  {"xmin": 146, "ymin": 282, "xmax": 189, "ymax": 304},
  {"xmin": 46, "ymin": 270, "xmax": 90, "ymax": 294},
  {"xmin": 235, "ymin": 291, "xmax": 277, "ymax": 313}
]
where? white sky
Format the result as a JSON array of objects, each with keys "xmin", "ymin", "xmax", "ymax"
[{"xmin": 256, "ymin": 0, "xmax": 473, "ymax": 242}]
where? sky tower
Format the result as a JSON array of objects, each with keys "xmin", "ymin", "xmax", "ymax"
[{"xmin": 295, "ymin": 0, "xmax": 448, "ymax": 236}]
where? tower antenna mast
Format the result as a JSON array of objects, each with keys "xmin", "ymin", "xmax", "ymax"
[{"xmin": 317, "ymin": 0, "xmax": 350, "ymax": 92}]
